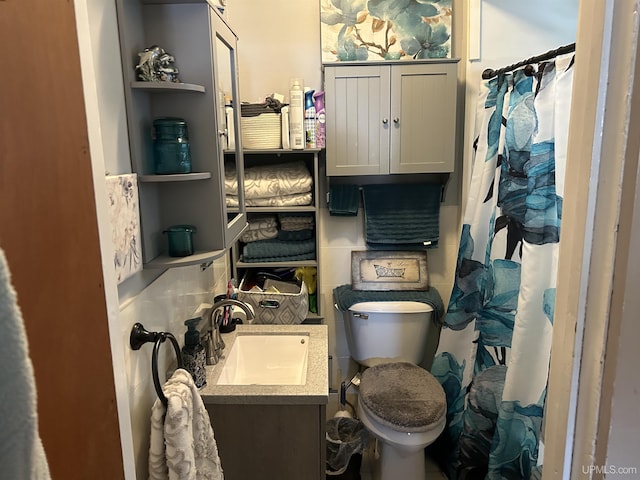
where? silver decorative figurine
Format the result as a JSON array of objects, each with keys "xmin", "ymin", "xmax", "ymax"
[{"xmin": 135, "ymin": 45, "xmax": 180, "ymax": 83}]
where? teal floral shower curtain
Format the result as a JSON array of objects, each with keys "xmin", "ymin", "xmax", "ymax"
[{"xmin": 430, "ymin": 52, "xmax": 575, "ymax": 479}]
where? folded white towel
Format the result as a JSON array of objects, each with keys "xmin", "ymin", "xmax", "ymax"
[
  {"xmin": 240, "ymin": 226, "xmax": 279, "ymax": 243},
  {"xmin": 149, "ymin": 369, "xmax": 224, "ymax": 480},
  {"xmin": 245, "ymin": 215, "xmax": 278, "ymax": 231},
  {"xmin": 226, "ymin": 192, "xmax": 313, "ymax": 208},
  {"xmin": 225, "ymin": 161, "xmax": 312, "ymax": 198},
  {"xmin": 0, "ymin": 248, "xmax": 51, "ymax": 479}
]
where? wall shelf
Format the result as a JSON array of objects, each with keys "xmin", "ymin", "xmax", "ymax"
[
  {"xmin": 235, "ymin": 260, "xmax": 318, "ymax": 269},
  {"xmin": 116, "ymin": 0, "xmax": 246, "ymax": 265},
  {"xmin": 130, "ymin": 81, "xmax": 206, "ymax": 93},
  {"xmin": 245, "ymin": 205, "xmax": 316, "ymax": 213},
  {"xmin": 145, "ymin": 249, "xmax": 227, "ymax": 268},
  {"xmin": 139, "ymin": 172, "xmax": 212, "ymax": 182}
]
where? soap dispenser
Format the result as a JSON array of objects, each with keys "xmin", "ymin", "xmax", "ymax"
[{"xmin": 182, "ymin": 317, "xmax": 207, "ymax": 388}]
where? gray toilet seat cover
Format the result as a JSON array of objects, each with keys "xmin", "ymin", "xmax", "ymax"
[{"xmin": 360, "ymin": 362, "xmax": 446, "ymax": 432}]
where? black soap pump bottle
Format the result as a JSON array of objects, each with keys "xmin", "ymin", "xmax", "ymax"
[{"xmin": 182, "ymin": 317, "xmax": 206, "ymax": 388}]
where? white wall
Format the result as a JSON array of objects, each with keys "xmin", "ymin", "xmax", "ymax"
[
  {"xmin": 463, "ymin": 0, "xmax": 579, "ymax": 197},
  {"xmin": 76, "ymin": 1, "xmax": 232, "ymax": 477},
  {"xmin": 119, "ymin": 259, "xmax": 229, "ymax": 479},
  {"xmin": 227, "ymin": 0, "xmax": 323, "ymax": 102}
]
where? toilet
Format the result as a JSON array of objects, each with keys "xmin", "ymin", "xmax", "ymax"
[{"xmin": 343, "ymin": 301, "xmax": 446, "ymax": 480}]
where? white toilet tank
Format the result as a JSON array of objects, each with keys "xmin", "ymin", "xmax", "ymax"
[{"xmin": 343, "ymin": 301, "xmax": 435, "ymax": 367}]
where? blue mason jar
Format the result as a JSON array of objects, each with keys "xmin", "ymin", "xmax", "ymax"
[{"xmin": 152, "ymin": 118, "xmax": 192, "ymax": 174}]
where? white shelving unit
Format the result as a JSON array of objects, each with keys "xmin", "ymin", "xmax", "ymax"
[{"xmin": 232, "ymin": 149, "xmax": 323, "ymax": 322}]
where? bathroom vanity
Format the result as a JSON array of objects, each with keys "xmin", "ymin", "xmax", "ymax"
[{"xmin": 200, "ymin": 325, "xmax": 329, "ymax": 480}]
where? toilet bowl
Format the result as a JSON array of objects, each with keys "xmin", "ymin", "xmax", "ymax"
[{"xmin": 342, "ymin": 302, "xmax": 446, "ymax": 480}]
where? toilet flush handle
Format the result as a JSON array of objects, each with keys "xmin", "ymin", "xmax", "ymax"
[{"xmin": 353, "ymin": 313, "xmax": 369, "ymax": 319}]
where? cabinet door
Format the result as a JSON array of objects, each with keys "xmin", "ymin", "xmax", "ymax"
[
  {"xmin": 211, "ymin": 11, "xmax": 247, "ymax": 248},
  {"xmin": 325, "ymin": 65, "xmax": 391, "ymax": 175},
  {"xmin": 389, "ymin": 62, "xmax": 457, "ymax": 173}
]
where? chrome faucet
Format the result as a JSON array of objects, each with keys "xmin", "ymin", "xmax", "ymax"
[{"xmin": 201, "ymin": 298, "xmax": 255, "ymax": 365}]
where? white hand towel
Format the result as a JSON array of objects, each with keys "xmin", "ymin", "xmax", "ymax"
[
  {"xmin": 0, "ymin": 248, "xmax": 51, "ymax": 479},
  {"xmin": 148, "ymin": 368, "xmax": 224, "ymax": 480}
]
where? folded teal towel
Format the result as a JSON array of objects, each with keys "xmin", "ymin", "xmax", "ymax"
[
  {"xmin": 362, "ymin": 183, "xmax": 441, "ymax": 248},
  {"xmin": 240, "ymin": 252, "xmax": 316, "ymax": 263},
  {"xmin": 241, "ymin": 238, "xmax": 315, "ymax": 261},
  {"xmin": 277, "ymin": 229, "xmax": 314, "ymax": 241},
  {"xmin": 329, "ymin": 184, "xmax": 360, "ymax": 216},
  {"xmin": 333, "ymin": 284, "xmax": 444, "ymax": 324}
]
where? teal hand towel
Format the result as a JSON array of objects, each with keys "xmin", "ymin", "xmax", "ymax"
[
  {"xmin": 362, "ymin": 183, "xmax": 441, "ymax": 248},
  {"xmin": 329, "ymin": 184, "xmax": 360, "ymax": 216}
]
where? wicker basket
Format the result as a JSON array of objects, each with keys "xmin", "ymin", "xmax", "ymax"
[{"xmin": 241, "ymin": 112, "xmax": 282, "ymax": 149}]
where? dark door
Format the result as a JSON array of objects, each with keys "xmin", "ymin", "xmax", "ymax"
[{"xmin": 0, "ymin": 1, "xmax": 125, "ymax": 478}]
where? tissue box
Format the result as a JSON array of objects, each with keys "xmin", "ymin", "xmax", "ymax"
[{"xmin": 238, "ymin": 275, "xmax": 308, "ymax": 324}]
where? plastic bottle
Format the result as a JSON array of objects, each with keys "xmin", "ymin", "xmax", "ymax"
[
  {"xmin": 182, "ymin": 317, "xmax": 207, "ymax": 387},
  {"xmin": 313, "ymin": 91, "xmax": 325, "ymax": 148},
  {"xmin": 304, "ymin": 89, "xmax": 316, "ymax": 149},
  {"xmin": 289, "ymin": 78, "xmax": 304, "ymax": 150}
]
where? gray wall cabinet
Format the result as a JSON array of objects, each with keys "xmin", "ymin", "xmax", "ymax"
[
  {"xmin": 324, "ymin": 61, "xmax": 459, "ymax": 176},
  {"xmin": 115, "ymin": 0, "xmax": 247, "ymax": 268}
]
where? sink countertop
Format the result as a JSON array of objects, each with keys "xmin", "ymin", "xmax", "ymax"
[{"xmin": 199, "ymin": 324, "xmax": 329, "ymax": 405}]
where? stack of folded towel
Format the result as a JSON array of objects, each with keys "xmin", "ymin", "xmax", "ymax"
[
  {"xmin": 240, "ymin": 215, "xmax": 278, "ymax": 243},
  {"xmin": 226, "ymin": 161, "xmax": 313, "ymax": 207},
  {"xmin": 277, "ymin": 213, "xmax": 315, "ymax": 241},
  {"xmin": 240, "ymin": 213, "xmax": 316, "ymax": 262},
  {"xmin": 240, "ymin": 238, "xmax": 316, "ymax": 263}
]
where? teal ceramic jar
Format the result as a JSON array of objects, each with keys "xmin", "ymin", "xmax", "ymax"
[
  {"xmin": 164, "ymin": 225, "xmax": 197, "ymax": 257},
  {"xmin": 152, "ymin": 118, "xmax": 192, "ymax": 174}
]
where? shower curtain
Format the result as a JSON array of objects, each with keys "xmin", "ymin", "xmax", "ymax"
[{"xmin": 430, "ymin": 52, "xmax": 575, "ymax": 479}]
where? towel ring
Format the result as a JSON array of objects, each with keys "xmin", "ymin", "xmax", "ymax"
[{"xmin": 130, "ymin": 322, "xmax": 184, "ymax": 408}]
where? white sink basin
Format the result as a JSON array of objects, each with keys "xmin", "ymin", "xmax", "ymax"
[{"xmin": 216, "ymin": 333, "xmax": 310, "ymax": 385}]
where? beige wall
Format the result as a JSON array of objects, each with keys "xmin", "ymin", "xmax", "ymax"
[
  {"xmin": 227, "ymin": 1, "xmax": 463, "ymax": 393},
  {"xmin": 227, "ymin": 1, "xmax": 323, "ymax": 101}
]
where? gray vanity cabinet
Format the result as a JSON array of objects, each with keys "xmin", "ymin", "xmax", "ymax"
[
  {"xmin": 324, "ymin": 60, "xmax": 459, "ymax": 175},
  {"xmin": 206, "ymin": 403, "xmax": 326, "ymax": 480},
  {"xmin": 115, "ymin": 0, "xmax": 246, "ymax": 268}
]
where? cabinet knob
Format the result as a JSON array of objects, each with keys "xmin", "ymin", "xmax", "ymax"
[
  {"xmin": 393, "ymin": 118, "xmax": 400, "ymax": 124},
  {"xmin": 382, "ymin": 118, "xmax": 389, "ymax": 125},
  {"xmin": 218, "ymin": 129, "xmax": 228, "ymax": 138}
]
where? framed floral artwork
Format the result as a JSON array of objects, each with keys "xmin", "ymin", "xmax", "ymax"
[
  {"xmin": 106, "ymin": 174, "xmax": 143, "ymax": 284},
  {"xmin": 320, "ymin": 0, "xmax": 452, "ymax": 62}
]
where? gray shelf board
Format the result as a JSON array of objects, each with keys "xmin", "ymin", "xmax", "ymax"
[
  {"xmin": 130, "ymin": 81, "xmax": 206, "ymax": 93},
  {"xmin": 141, "ymin": 0, "xmax": 206, "ymax": 5},
  {"xmin": 241, "ymin": 148, "xmax": 322, "ymax": 155},
  {"xmin": 245, "ymin": 206, "xmax": 316, "ymax": 213},
  {"xmin": 302, "ymin": 313, "xmax": 324, "ymax": 325},
  {"xmin": 139, "ymin": 172, "xmax": 212, "ymax": 182},
  {"xmin": 235, "ymin": 260, "xmax": 318, "ymax": 269},
  {"xmin": 145, "ymin": 249, "xmax": 227, "ymax": 268}
]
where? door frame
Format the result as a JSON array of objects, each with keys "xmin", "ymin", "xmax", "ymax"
[
  {"xmin": 74, "ymin": 0, "xmax": 136, "ymax": 476},
  {"xmin": 544, "ymin": 0, "xmax": 640, "ymax": 478}
]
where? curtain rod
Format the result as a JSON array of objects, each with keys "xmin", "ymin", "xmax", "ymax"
[{"xmin": 481, "ymin": 43, "xmax": 576, "ymax": 80}]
